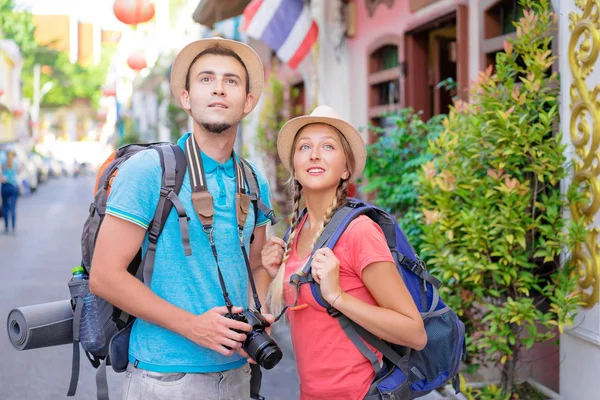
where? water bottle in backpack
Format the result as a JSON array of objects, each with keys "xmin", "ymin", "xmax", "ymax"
[{"xmin": 71, "ymin": 266, "xmax": 105, "ymax": 353}]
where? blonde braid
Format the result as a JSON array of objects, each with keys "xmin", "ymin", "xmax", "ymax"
[{"xmin": 267, "ymin": 180, "xmax": 303, "ymax": 317}]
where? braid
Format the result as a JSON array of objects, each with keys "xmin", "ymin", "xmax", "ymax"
[
  {"xmin": 267, "ymin": 179, "xmax": 302, "ymax": 317},
  {"xmin": 281, "ymin": 180, "xmax": 303, "ymax": 267}
]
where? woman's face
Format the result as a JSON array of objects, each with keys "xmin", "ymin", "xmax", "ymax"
[{"xmin": 292, "ymin": 123, "xmax": 350, "ymax": 192}]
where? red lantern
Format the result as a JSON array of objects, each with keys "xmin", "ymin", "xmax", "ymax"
[
  {"xmin": 113, "ymin": 0, "xmax": 155, "ymax": 26},
  {"xmin": 102, "ymin": 86, "xmax": 116, "ymax": 97},
  {"xmin": 97, "ymin": 110, "xmax": 109, "ymax": 121},
  {"xmin": 127, "ymin": 52, "xmax": 147, "ymax": 71},
  {"xmin": 12, "ymin": 108, "xmax": 24, "ymax": 118},
  {"xmin": 0, "ymin": 88, "xmax": 4, "ymax": 96}
]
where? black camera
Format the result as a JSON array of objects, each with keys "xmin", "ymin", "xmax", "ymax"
[{"xmin": 228, "ymin": 309, "xmax": 283, "ymax": 370}]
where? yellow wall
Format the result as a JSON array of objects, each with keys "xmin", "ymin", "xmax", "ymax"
[
  {"xmin": 78, "ymin": 22, "xmax": 93, "ymax": 66},
  {"xmin": 0, "ymin": 51, "xmax": 16, "ymax": 143},
  {"xmin": 33, "ymin": 15, "xmax": 71, "ymax": 52}
]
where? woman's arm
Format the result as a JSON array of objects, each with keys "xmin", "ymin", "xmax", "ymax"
[
  {"xmin": 311, "ymin": 248, "xmax": 427, "ymax": 350},
  {"xmin": 332, "ymin": 260, "xmax": 427, "ymax": 350}
]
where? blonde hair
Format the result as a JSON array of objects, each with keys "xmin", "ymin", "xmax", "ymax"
[{"xmin": 268, "ymin": 123, "xmax": 355, "ymax": 317}]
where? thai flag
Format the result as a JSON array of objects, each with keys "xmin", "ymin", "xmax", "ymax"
[{"xmin": 242, "ymin": 0, "xmax": 318, "ymax": 69}]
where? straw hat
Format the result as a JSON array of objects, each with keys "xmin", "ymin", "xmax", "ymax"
[
  {"xmin": 277, "ymin": 105, "xmax": 367, "ymax": 181},
  {"xmin": 170, "ymin": 37, "xmax": 264, "ymax": 112}
]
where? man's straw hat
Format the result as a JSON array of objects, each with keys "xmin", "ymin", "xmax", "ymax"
[{"xmin": 170, "ymin": 37, "xmax": 264, "ymax": 112}]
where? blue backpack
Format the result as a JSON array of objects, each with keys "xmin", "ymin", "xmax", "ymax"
[{"xmin": 288, "ymin": 199, "xmax": 466, "ymax": 399}]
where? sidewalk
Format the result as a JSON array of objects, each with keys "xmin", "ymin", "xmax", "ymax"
[{"xmin": 261, "ymin": 323, "xmax": 300, "ymax": 399}]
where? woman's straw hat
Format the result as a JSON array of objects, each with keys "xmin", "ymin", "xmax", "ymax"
[{"xmin": 277, "ymin": 105, "xmax": 366, "ymax": 181}]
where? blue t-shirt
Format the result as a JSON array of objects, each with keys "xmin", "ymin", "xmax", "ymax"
[
  {"xmin": 1, "ymin": 159, "xmax": 19, "ymax": 187},
  {"xmin": 106, "ymin": 133, "xmax": 272, "ymax": 373}
]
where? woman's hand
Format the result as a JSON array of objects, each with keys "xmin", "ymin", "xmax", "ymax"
[
  {"xmin": 261, "ymin": 236, "xmax": 286, "ymax": 279},
  {"xmin": 311, "ymin": 248, "xmax": 343, "ymax": 305}
]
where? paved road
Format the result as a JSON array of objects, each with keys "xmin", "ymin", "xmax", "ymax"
[{"xmin": 0, "ymin": 176, "xmax": 299, "ymax": 400}]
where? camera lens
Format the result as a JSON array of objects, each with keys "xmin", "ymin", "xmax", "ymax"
[
  {"xmin": 244, "ymin": 331, "xmax": 283, "ymax": 370},
  {"xmin": 257, "ymin": 343, "xmax": 283, "ymax": 370}
]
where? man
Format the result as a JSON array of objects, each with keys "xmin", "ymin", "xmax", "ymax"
[{"xmin": 90, "ymin": 38, "xmax": 274, "ymax": 400}]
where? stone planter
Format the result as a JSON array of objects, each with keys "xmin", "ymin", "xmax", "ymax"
[
  {"xmin": 525, "ymin": 378, "xmax": 561, "ymax": 399},
  {"xmin": 438, "ymin": 378, "xmax": 561, "ymax": 400}
]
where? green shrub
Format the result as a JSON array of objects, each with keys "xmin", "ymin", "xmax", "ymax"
[
  {"xmin": 418, "ymin": 0, "xmax": 585, "ymax": 395},
  {"xmin": 362, "ymin": 109, "xmax": 444, "ymax": 252}
]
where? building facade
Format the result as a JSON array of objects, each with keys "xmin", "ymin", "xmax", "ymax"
[{"xmin": 0, "ymin": 38, "xmax": 25, "ymax": 143}]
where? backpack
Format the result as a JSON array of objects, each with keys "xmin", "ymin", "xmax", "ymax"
[
  {"xmin": 287, "ymin": 198, "xmax": 466, "ymax": 400},
  {"xmin": 67, "ymin": 142, "xmax": 275, "ymax": 400}
]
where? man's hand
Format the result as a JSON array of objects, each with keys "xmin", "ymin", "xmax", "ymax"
[
  {"xmin": 234, "ymin": 312, "xmax": 276, "ymax": 364},
  {"xmin": 185, "ymin": 306, "xmax": 252, "ymax": 356}
]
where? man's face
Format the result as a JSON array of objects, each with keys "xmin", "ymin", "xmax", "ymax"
[{"xmin": 181, "ymin": 54, "xmax": 254, "ymax": 133}]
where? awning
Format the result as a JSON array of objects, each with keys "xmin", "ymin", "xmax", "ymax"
[{"xmin": 193, "ymin": 0, "xmax": 251, "ymax": 28}]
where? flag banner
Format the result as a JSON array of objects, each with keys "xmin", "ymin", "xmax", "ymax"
[{"xmin": 242, "ymin": 0, "xmax": 318, "ymax": 69}]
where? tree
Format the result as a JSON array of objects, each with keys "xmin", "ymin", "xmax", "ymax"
[
  {"xmin": 0, "ymin": 0, "xmax": 37, "ymax": 59},
  {"xmin": 0, "ymin": 0, "xmax": 115, "ymax": 110}
]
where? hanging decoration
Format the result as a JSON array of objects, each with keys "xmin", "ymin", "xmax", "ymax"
[
  {"xmin": 113, "ymin": 0, "xmax": 155, "ymax": 26},
  {"xmin": 102, "ymin": 86, "xmax": 116, "ymax": 97},
  {"xmin": 127, "ymin": 52, "xmax": 147, "ymax": 71}
]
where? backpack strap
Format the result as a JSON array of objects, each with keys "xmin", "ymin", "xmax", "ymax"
[
  {"xmin": 239, "ymin": 158, "xmax": 280, "ymax": 226},
  {"xmin": 341, "ymin": 315, "xmax": 410, "ymax": 375},
  {"xmin": 140, "ymin": 144, "xmax": 189, "ymax": 286},
  {"xmin": 67, "ymin": 298, "xmax": 84, "ymax": 396}
]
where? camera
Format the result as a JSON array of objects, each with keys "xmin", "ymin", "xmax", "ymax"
[{"xmin": 227, "ymin": 309, "xmax": 283, "ymax": 370}]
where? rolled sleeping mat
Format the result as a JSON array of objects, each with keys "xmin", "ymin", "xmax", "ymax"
[{"xmin": 7, "ymin": 300, "xmax": 74, "ymax": 350}]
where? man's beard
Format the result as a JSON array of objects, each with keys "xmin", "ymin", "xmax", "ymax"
[{"xmin": 201, "ymin": 122, "xmax": 231, "ymax": 134}]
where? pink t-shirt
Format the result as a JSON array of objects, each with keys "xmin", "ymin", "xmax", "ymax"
[{"xmin": 283, "ymin": 215, "xmax": 395, "ymax": 400}]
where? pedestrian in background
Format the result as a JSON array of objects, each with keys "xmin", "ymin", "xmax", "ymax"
[{"xmin": 1, "ymin": 150, "xmax": 20, "ymax": 235}]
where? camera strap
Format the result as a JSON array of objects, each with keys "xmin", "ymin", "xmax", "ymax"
[{"xmin": 185, "ymin": 135, "xmax": 262, "ymax": 315}]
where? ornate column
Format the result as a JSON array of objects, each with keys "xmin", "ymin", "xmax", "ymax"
[{"xmin": 561, "ymin": 1, "xmax": 600, "ymax": 398}]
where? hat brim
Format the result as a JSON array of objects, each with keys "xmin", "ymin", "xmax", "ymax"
[
  {"xmin": 277, "ymin": 116, "xmax": 367, "ymax": 182},
  {"xmin": 170, "ymin": 38, "xmax": 264, "ymax": 114}
]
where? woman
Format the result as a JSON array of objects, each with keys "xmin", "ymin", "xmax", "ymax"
[
  {"xmin": 261, "ymin": 105, "xmax": 427, "ymax": 400},
  {"xmin": 1, "ymin": 150, "xmax": 20, "ymax": 235}
]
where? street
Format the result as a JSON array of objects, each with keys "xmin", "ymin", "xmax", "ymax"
[{"xmin": 0, "ymin": 176, "xmax": 299, "ymax": 400}]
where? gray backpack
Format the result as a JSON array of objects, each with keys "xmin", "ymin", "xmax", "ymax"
[{"xmin": 67, "ymin": 142, "xmax": 274, "ymax": 400}]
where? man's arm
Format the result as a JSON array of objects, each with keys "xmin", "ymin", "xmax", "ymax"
[{"xmin": 89, "ymin": 214, "xmax": 252, "ymax": 355}]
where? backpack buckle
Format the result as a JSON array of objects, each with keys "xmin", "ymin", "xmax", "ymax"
[
  {"xmin": 327, "ymin": 306, "xmax": 341, "ymax": 318},
  {"xmin": 148, "ymin": 222, "xmax": 161, "ymax": 243},
  {"xmin": 88, "ymin": 203, "xmax": 96, "ymax": 216}
]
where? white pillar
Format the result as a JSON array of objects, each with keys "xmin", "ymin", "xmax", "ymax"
[
  {"xmin": 560, "ymin": 0, "xmax": 600, "ymax": 398},
  {"xmin": 311, "ymin": 0, "xmax": 352, "ymax": 120},
  {"xmin": 468, "ymin": 0, "xmax": 481, "ymax": 84}
]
